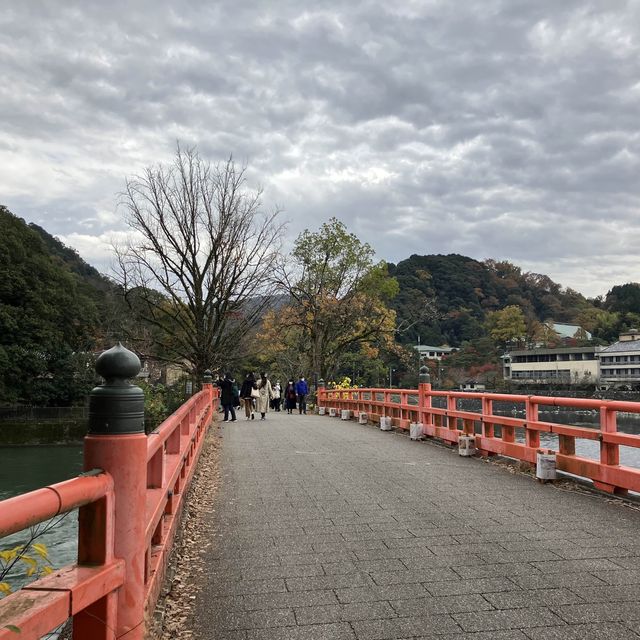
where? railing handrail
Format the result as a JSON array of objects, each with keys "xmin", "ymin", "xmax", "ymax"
[
  {"xmin": 324, "ymin": 386, "xmax": 640, "ymax": 413},
  {"xmin": 319, "ymin": 384, "xmax": 640, "ymax": 496},
  {"xmin": 0, "ymin": 471, "xmax": 113, "ymax": 539},
  {"xmin": 0, "ymin": 381, "xmax": 220, "ymax": 640},
  {"xmin": 146, "ymin": 387, "xmax": 209, "ymax": 461}
]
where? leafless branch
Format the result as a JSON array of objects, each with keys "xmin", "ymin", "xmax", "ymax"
[{"xmin": 112, "ymin": 145, "xmax": 285, "ymax": 376}]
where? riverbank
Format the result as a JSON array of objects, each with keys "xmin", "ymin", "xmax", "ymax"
[{"xmin": 0, "ymin": 421, "xmax": 86, "ymax": 445}]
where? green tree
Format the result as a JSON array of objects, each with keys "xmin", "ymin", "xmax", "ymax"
[
  {"xmin": 272, "ymin": 218, "xmax": 398, "ymax": 380},
  {"xmin": 0, "ymin": 206, "xmax": 100, "ymax": 405},
  {"xmin": 605, "ymin": 283, "xmax": 640, "ymax": 314},
  {"xmin": 485, "ymin": 305, "xmax": 527, "ymax": 348}
]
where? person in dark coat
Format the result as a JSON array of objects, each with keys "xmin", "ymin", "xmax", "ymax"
[
  {"xmin": 284, "ymin": 380, "xmax": 297, "ymax": 414},
  {"xmin": 240, "ymin": 372, "xmax": 257, "ymax": 420},
  {"xmin": 218, "ymin": 372, "xmax": 237, "ymax": 422},
  {"xmin": 295, "ymin": 375, "xmax": 309, "ymax": 414}
]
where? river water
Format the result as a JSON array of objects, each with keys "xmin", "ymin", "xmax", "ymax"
[
  {"xmin": 443, "ymin": 400, "xmax": 640, "ymax": 469},
  {"xmin": 0, "ymin": 445, "xmax": 82, "ymax": 590}
]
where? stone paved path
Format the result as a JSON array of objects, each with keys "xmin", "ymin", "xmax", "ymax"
[{"xmin": 193, "ymin": 411, "xmax": 640, "ymax": 640}]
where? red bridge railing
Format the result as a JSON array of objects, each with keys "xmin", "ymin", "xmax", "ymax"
[
  {"xmin": 319, "ymin": 380, "xmax": 640, "ymax": 495},
  {"xmin": 0, "ymin": 346, "xmax": 219, "ymax": 640}
]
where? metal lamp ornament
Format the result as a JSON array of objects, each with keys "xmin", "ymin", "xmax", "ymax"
[{"xmin": 88, "ymin": 343, "xmax": 145, "ymax": 435}]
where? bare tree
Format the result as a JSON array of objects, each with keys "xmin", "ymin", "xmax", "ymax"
[
  {"xmin": 394, "ymin": 294, "xmax": 441, "ymax": 336},
  {"xmin": 114, "ymin": 145, "xmax": 283, "ymax": 377}
]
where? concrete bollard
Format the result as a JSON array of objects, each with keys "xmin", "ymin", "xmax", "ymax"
[
  {"xmin": 409, "ymin": 422, "xmax": 424, "ymax": 440},
  {"xmin": 341, "ymin": 409, "xmax": 351, "ymax": 420},
  {"xmin": 458, "ymin": 435, "xmax": 476, "ymax": 457},
  {"xmin": 536, "ymin": 449, "xmax": 557, "ymax": 482},
  {"xmin": 379, "ymin": 416, "xmax": 393, "ymax": 431},
  {"xmin": 358, "ymin": 412, "xmax": 368, "ymax": 424},
  {"xmin": 318, "ymin": 406, "xmax": 326, "ymax": 415},
  {"xmin": 329, "ymin": 407, "xmax": 337, "ymax": 417}
]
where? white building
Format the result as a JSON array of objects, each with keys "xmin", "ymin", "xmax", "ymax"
[
  {"xmin": 459, "ymin": 381, "xmax": 486, "ymax": 392},
  {"xmin": 503, "ymin": 346, "xmax": 602, "ymax": 383},
  {"xmin": 598, "ymin": 330, "xmax": 640, "ymax": 384},
  {"xmin": 415, "ymin": 345, "xmax": 455, "ymax": 361}
]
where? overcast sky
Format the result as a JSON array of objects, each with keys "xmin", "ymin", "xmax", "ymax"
[{"xmin": 2, "ymin": 1, "xmax": 639, "ymax": 298}]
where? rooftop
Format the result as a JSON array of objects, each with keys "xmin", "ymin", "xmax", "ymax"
[
  {"xmin": 507, "ymin": 346, "xmax": 602, "ymax": 357},
  {"xmin": 600, "ymin": 340, "xmax": 640, "ymax": 353},
  {"xmin": 547, "ymin": 321, "xmax": 592, "ymax": 340}
]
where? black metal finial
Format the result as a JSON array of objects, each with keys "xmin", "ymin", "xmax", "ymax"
[
  {"xmin": 95, "ymin": 343, "xmax": 142, "ymax": 383},
  {"xmin": 89, "ymin": 343, "xmax": 145, "ymax": 435}
]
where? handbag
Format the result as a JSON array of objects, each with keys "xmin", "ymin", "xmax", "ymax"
[{"xmin": 250, "ymin": 386, "xmax": 260, "ymax": 399}]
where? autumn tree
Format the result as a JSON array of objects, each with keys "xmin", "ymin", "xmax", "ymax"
[
  {"xmin": 485, "ymin": 305, "xmax": 527, "ymax": 348},
  {"xmin": 255, "ymin": 305, "xmax": 310, "ymax": 382},
  {"xmin": 114, "ymin": 146, "xmax": 283, "ymax": 377},
  {"xmin": 268, "ymin": 218, "xmax": 398, "ymax": 381},
  {"xmin": 532, "ymin": 321, "xmax": 561, "ymax": 347}
]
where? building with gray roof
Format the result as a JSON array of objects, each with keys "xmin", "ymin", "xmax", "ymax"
[{"xmin": 599, "ymin": 330, "xmax": 640, "ymax": 384}]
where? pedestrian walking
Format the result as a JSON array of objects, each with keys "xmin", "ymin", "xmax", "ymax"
[
  {"xmin": 217, "ymin": 372, "xmax": 237, "ymax": 422},
  {"xmin": 295, "ymin": 375, "xmax": 309, "ymax": 415},
  {"xmin": 284, "ymin": 380, "xmax": 297, "ymax": 414},
  {"xmin": 272, "ymin": 381, "xmax": 281, "ymax": 411},
  {"xmin": 240, "ymin": 373, "xmax": 258, "ymax": 420},
  {"xmin": 257, "ymin": 372, "xmax": 273, "ymax": 420},
  {"xmin": 232, "ymin": 377, "xmax": 240, "ymax": 409}
]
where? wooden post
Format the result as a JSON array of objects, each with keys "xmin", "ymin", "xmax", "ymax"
[{"xmin": 81, "ymin": 344, "xmax": 147, "ymax": 640}]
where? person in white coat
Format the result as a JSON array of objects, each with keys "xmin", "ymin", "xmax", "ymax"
[
  {"xmin": 271, "ymin": 381, "xmax": 282, "ymax": 411},
  {"xmin": 256, "ymin": 372, "xmax": 273, "ymax": 420}
]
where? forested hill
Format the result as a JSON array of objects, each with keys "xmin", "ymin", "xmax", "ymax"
[
  {"xmin": 388, "ymin": 254, "xmax": 597, "ymax": 347},
  {"xmin": 28, "ymin": 223, "xmax": 109, "ymax": 285},
  {"xmin": 2, "ymin": 204, "xmax": 639, "ymax": 401},
  {"xmin": 0, "ymin": 206, "xmax": 123, "ymax": 404}
]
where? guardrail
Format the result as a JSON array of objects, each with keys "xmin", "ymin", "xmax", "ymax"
[
  {"xmin": 318, "ymin": 378, "xmax": 640, "ymax": 496},
  {"xmin": 0, "ymin": 345, "xmax": 219, "ymax": 640}
]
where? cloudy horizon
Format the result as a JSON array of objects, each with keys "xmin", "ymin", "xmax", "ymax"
[{"xmin": 2, "ymin": 1, "xmax": 639, "ymax": 299}]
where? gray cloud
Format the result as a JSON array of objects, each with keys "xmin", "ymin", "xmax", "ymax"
[{"xmin": 1, "ymin": 0, "xmax": 639, "ymax": 297}]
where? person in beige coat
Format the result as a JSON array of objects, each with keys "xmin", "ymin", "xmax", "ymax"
[{"xmin": 256, "ymin": 372, "xmax": 273, "ymax": 420}]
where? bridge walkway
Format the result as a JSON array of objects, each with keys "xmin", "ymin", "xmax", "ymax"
[{"xmin": 191, "ymin": 411, "xmax": 640, "ymax": 640}]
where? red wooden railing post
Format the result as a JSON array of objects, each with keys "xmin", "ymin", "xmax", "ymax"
[
  {"xmin": 203, "ymin": 369, "xmax": 215, "ymax": 419},
  {"xmin": 74, "ymin": 478, "xmax": 117, "ymax": 639},
  {"xmin": 594, "ymin": 406, "xmax": 626, "ymax": 495},
  {"xmin": 479, "ymin": 397, "xmax": 495, "ymax": 457},
  {"xmin": 524, "ymin": 397, "xmax": 540, "ymax": 468},
  {"xmin": 418, "ymin": 366, "xmax": 432, "ymax": 436},
  {"xmin": 82, "ymin": 344, "xmax": 148, "ymax": 640},
  {"xmin": 447, "ymin": 394, "xmax": 457, "ymax": 432}
]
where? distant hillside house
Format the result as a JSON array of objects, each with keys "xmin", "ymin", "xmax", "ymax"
[
  {"xmin": 544, "ymin": 321, "xmax": 592, "ymax": 342},
  {"xmin": 503, "ymin": 346, "xmax": 602, "ymax": 383},
  {"xmin": 459, "ymin": 381, "xmax": 486, "ymax": 392},
  {"xmin": 599, "ymin": 330, "xmax": 640, "ymax": 384},
  {"xmin": 415, "ymin": 345, "xmax": 456, "ymax": 361}
]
